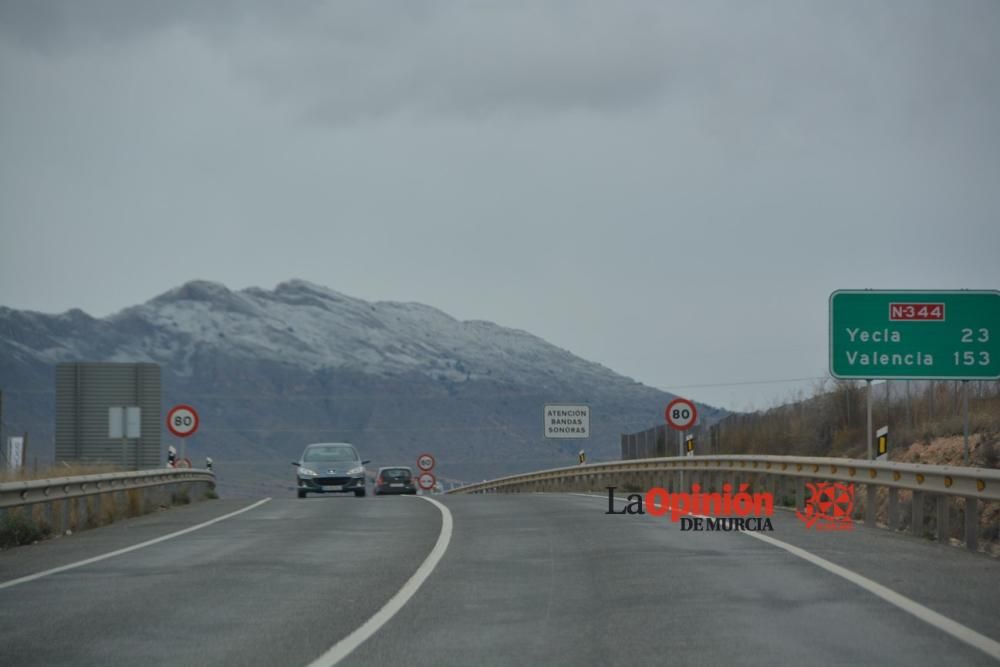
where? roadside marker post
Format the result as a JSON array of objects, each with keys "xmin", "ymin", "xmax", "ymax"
[{"xmin": 876, "ymin": 426, "xmax": 888, "ymax": 461}]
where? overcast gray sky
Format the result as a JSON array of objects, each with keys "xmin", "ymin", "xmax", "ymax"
[{"xmin": 2, "ymin": 1, "xmax": 999, "ymax": 411}]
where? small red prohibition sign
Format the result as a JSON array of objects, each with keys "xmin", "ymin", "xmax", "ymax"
[
  {"xmin": 417, "ymin": 453, "xmax": 436, "ymax": 472},
  {"xmin": 418, "ymin": 472, "xmax": 437, "ymax": 490},
  {"xmin": 166, "ymin": 404, "xmax": 200, "ymax": 438},
  {"xmin": 665, "ymin": 398, "xmax": 698, "ymax": 431}
]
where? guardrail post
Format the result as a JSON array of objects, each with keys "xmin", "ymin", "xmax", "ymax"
[
  {"xmin": 41, "ymin": 501, "xmax": 54, "ymax": 532},
  {"xmin": 887, "ymin": 488, "xmax": 899, "ymax": 530},
  {"xmin": 59, "ymin": 499, "xmax": 69, "ymax": 534},
  {"xmin": 964, "ymin": 497, "xmax": 979, "ymax": 552},
  {"xmin": 76, "ymin": 496, "xmax": 87, "ymax": 531},
  {"xmin": 911, "ymin": 491, "xmax": 925, "ymax": 538},
  {"xmin": 865, "ymin": 484, "xmax": 877, "ymax": 527},
  {"xmin": 795, "ymin": 478, "xmax": 806, "ymax": 511},
  {"xmin": 936, "ymin": 495, "xmax": 950, "ymax": 543}
]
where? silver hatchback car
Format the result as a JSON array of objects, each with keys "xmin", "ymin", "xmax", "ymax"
[{"xmin": 292, "ymin": 443, "xmax": 369, "ymax": 498}]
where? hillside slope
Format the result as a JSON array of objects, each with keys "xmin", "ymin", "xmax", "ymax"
[{"xmin": 0, "ymin": 279, "xmax": 723, "ymax": 494}]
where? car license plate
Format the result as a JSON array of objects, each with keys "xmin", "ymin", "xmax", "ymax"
[
  {"xmin": 390, "ymin": 483, "xmax": 404, "ymax": 488},
  {"xmin": 322, "ymin": 485, "xmax": 342, "ymax": 491}
]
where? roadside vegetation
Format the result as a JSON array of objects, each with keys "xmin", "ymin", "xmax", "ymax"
[
  {"xmin": 0, "ymin": 465, "xmax": 215, "ymax": 550},
  {"xmin": 0, "ymin": 511, "xmax": 51, "ymax": 549},
  {"xmin": 707, "ymin": 380, "xmax": 1000, "ymax": 553},
  {"xmin": 713, "ymin": 379, "xmax": 1000, "ymax": 467}
]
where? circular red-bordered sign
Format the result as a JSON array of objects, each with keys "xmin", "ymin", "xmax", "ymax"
[
  {"xmin": 418, "ymin": 472, "xmax": 436, "ymax": 491},
  {"xmin": 417, "ymin": 453, "xmax": 435, "ymax": 472},
  {"xmin": 665, "ymin": 398, "xmax": 697, "ymax": 431},
  {"xmin": 166, "ymin": 404, "xmax": 200, "ymax": 438}
]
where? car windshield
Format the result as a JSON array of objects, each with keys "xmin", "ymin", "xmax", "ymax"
[{"xmin": 303, "ymin": 446, "xmax": 357, "ymax": 463}]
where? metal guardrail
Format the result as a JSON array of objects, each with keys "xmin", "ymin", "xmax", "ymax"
[
  {"xmin": 0, "ymin": 468, "xmax": 215, "ymax": 509},
  {"xmin": 0, "ymin": 468, "xmax": 216, "ymax": 539},
  {"xmin": 449, "ymin": 455, "xmax": 1000, "ymax": 550}
]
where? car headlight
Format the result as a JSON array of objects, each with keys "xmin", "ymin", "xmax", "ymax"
[
  {"xmin": 298, "ymin": 467, "xmax": 319, "ymax": 477},
  {"xmin": 346, "ymin": 465, "xmax": 364, "ymax": 475}
]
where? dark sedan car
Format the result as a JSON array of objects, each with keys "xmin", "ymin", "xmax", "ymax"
[
  {"xmin": 293, "ymin": 443, "xmax": 369, "ymax": 498},
  {"xmin": 374, "ymin": 466, "xmax": 417, "ymax": 495}
]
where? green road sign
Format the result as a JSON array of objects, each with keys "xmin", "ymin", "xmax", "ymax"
[{"xmin": 829, "ymin": 290, "xmax": 1000, "ymax": 380}]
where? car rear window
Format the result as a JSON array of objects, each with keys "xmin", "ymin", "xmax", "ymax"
[{"xmin": 382, "ymin": 469, "xmax": 411, "ymax": 481}]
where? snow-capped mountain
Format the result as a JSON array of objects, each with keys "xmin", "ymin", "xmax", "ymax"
[
  {"xmin": 8, "ymin": 280, "xmax": 642, "ymax": 388},
  {"xmin": 0, "ymin": 280, "xmax": 721, "ymax": 494}
]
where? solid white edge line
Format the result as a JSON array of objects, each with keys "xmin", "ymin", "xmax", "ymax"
[
  {"xmin": 569, "ymin": 492, "xmax": 1000, "ymax": 662},
  {"xmin": 0, "ymin": 497, "xmax": 272, "ymax": 591},
  {"xmin": 307, "ymin": 495, "xmax": 454, "ymax": 667}
]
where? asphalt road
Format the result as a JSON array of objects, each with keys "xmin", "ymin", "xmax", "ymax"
[{"xmin": 1, "ymin": 492, "xmax": 998, "ymax": 666}]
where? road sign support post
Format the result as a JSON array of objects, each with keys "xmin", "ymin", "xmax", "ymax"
[
  {"xmin": 677, "ymin": 430, "xmax": 684, "ymax": 490},
  {"xmin": 905, "ymin": 380, "xmax": 911, "ymax": 428},
  {"xmin": 866, "ymin": 380, "xmax": 873, "ymax": 460},
  {"xmin": 885, "ymin": 379, "xmax": 890, "ymax": 433},
  {"xmin": 962, "ymin": 380, "xmax": 970, "ymax": 466},
  {"xmin": 929, "ymin": 380, "xmax": 935, "ymax": 420},
  {"xmin": 665, "ymin": 397, "xmax": 697, "ymax": 492}
]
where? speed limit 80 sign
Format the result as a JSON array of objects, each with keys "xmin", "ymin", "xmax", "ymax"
[
  {"xmin": 166, "ymin": 404, "xmax": 200, "ymax": 438},
  {"xmin": 665, "ymin": 397, "xmax": 697, "ymax": 431}
]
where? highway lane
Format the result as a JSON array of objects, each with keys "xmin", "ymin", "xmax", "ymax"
[
  {"xmin": 2, "ymin": 492, "xmax": 999, "ymax": 666},
  {"xmin": 0, "ymin": 495, "xmax": 441, "ymax": 666},
  {"xmin": 342, "ymin": 493, "xmax": 1000, "ymax": 667}
]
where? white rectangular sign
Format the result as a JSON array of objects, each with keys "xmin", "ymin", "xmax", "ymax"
[
  {"xmin": 6, "ymin": 437, "xmax": 24, "ymax": 469},
  {"xmin": 109, "ymin": 407, "xmax": 141, "ymax": 439},
  {"xmin": 544, "ymin": 404, "xmax": 590, "ymax": 439}
]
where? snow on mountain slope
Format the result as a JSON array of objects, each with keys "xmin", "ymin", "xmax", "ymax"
[
  {"xmin": 81, "ymin": 279, "xmax": 632, "ymax": 388},
  {"xmin": 1, "ymin": 279, "xmax": 725, "ymax": 486}
]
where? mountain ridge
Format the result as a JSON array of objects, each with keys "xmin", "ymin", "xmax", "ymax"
[{"xmin": 0, "ymin": 279, "xmax": 722, "ymax": 494}]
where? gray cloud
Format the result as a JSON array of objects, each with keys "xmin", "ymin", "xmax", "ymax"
[
  {"xmin": 1, "ymin": 1, "xmax": 998, "ymax": 410},
  {"xmin": 4, "ymin": 2, "xmax": 999, "ymax": 130}
]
